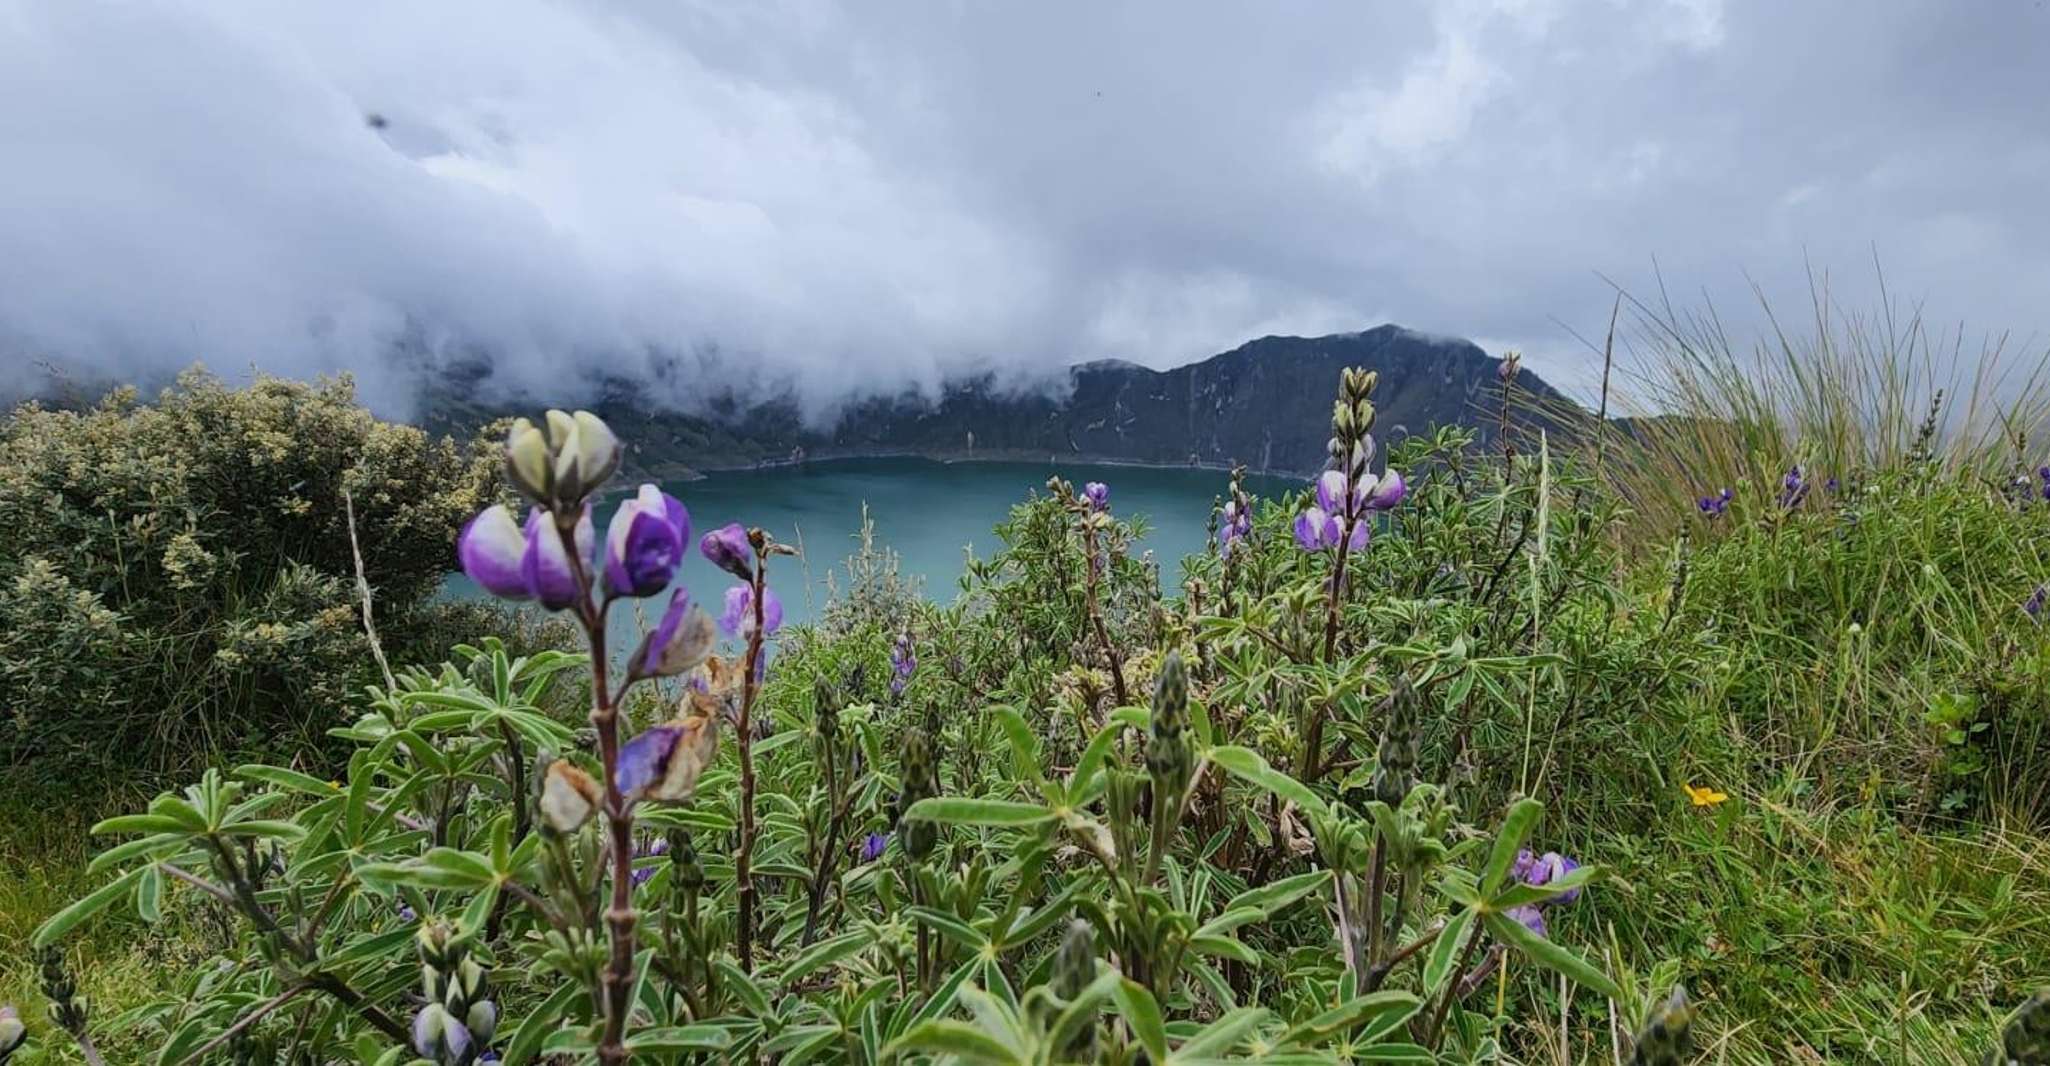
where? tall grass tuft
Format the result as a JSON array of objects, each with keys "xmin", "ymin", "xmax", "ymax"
[{"xmin": 1561, "ymin": 266, "xmax": 2050, "ymax": 545}]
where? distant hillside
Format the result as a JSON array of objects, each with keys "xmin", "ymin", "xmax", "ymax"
[{"xmin": 425, "ymin": 324, "xmax": 1581, "ymax": 480}]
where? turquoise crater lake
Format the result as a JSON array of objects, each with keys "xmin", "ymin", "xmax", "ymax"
[{"xmin": 445, "ymin": 457, "xmax": 1296, "ymax": 636}]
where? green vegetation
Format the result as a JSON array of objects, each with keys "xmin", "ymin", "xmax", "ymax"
[
  {"xmin": 0, "ymin": 370, "xmax": 511, "ymax": 795},
  {"xmin": 3, "ymin": 312, "xmax": 2048, "ymax": 1064}
]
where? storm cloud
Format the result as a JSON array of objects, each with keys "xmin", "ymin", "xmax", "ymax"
[{"xmin": 1, "ymin": 0, "xmax": 2044, "ymax": 416}]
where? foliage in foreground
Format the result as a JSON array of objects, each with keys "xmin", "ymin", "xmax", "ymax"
[{"xmin": 11, "ymin": 354, "xmax": 2050, "ymax": 1064}]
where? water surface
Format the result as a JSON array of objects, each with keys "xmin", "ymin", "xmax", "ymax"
[{"xmin": 447, "ymin": 456, "xmax": 1296, "ymax": 639}]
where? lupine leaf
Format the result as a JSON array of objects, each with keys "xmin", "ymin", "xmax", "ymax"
[
  {"xmin": 33, "ymin": 866, "xmax": 145, "ymax": 947},
  {"xmin": 1482, "ymin": 910, "xmax": 1619, "ymax": 998},
  {"xmin": 1207, "ymin": 745, "xmax": 1329, "ymax": 819},
  {"xmin": 903, "ymin": 797, "xmax": 1055, "ymax": 826}
]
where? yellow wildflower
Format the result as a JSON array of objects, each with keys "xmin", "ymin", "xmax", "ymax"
[{"xmin": 1683, "ymin": 783, "xmax": 1728, "ymax": 807}]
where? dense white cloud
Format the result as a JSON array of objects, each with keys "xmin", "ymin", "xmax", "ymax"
[{"xmin": 0, "ymin": 0, "xmax": 2043, "ymax": 416}]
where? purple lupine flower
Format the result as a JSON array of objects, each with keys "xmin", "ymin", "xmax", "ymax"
[
  {"xmin": 397, "ymin": 902, "xmax": 417, "ymax": 923},
  {"xmin": 1219, "ymin": 499, "xmax": 1252, "ymax": 557},
  {"xmin": 860, "ymin": 832, "xmax": 889, "ymax": 863},
  {"xmin": 890, "ymin": 629, "xmax": 916, "ymax": 697},
  {"xmin": 628, "ymin": 589, "xmax": 716, "ymax": 679},
  {"xmin": 719, "ymin": 585, "xmax": 784, "ymax": 640},
  {"xmin": 413, "ymin": 1004, "xmax": 472, "ymax": 1064},
  {"xmin": 2037, "ymin": 466, "xmax": 2050, "ymax": 502},
  {"xmin": 1779, "ymin": 465, "xmax": 1809, "ymax": 508},
  {"xmin": 603, "ymin": 484, "xmax": 690, "ymax": 598},
  {"xmin": 519, "ymin": 506, "xmax": 594, "ymax": 610},
  {"xmin": 1082, "ymin": 481, "xmax": 1110, "ymax": 512},
  {"xmin": 1697, "ymin": 488, "xmax": 1732, "ymax": 519},
  {"xmin": 1502, "ymin": 848, "xmax": 1584, "ymax": 938},
  {"xmin": 457, "ymin": 504, "xmax": 593, "ymax": 609},
  {"xmin": 1505, "ymin": 904, "xmax": 1546, "ymax": 936},
  {"xmin": 1824, "ymin": 476, "xmax": 1839, "ymax": 495},
  {"xmin": 1293, "ymin": 505, "xmax": 1366, "ymax": 552},
  {"xmin": 700, "ymin": 522, "xmax": 753, "ymax": 580},
  {"xmin": 2026, "ymin": 584, "xmax": 2046, "ymax": 623},
  {"xmin": 1363, "ymin": 469, "xmax": 1406, "ymax": 510},
  {"xmin": 630, "ymin": 837, "xmax": 668, "ymax": 888}
]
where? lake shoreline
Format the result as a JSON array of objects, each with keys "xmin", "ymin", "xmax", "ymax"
[{"xmin": 644, "ymin": 448, "xmax": 1319, "ymax": 484}]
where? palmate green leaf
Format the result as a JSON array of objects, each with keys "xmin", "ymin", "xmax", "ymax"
[
  {"xmin": 629, "ymin": 1025, "xmax": 734, "ymax": 1052},
  {"xmin": 1223, "ymin": 868, "xmax": 1332, "ymax": 916},
  {"xmin": 1276, "ymin": 991, "xmax": 1419, "ymax": 1047},
  {"xmin": 1045, "ymin": 970, "xmax": 1122, "ymax": 1053},
  {"xmin": 885, "ymin": 1020, "xmax": 1020, "ymax": 1064},
  {"xmin": 90, "ymin": 814, "xmax": 194, "ymax": 837},
  {"xmin": 1207, "ymin": 745, "xmax": 1329, "ymax": 819},
  {"xmin": 1479, "ymin": 797, "xmax": 1543, "ymax": 898},
  {"xmin": 992, "ymin": 706, "xmax": 1046, "ymax": 786},
  {"xmin": 1188, "ymin": 934, "xmax": 1260, "ymax": 965},
  {"xmin": 1173, "ymin": 1005, "xmax": 1268, "ymax": 1059},
  {"xmin": 33, "ymin": 866, "xmax": 145, "ymax": 948},
  {"xmin": 88, "ymin": 835, "xmax": 186, "ymax": 876},
  {"xmin": 903, "ymin": 797, "xmax": 1056, "ymax": 826},
  {"xmin": 499, "ymin": 980, "xmax": 583, "ymax": 1066},
  {"xmin": 779, "ymin": 928, "xmax": 875, "ymax": 987},
  {"xmin": 907, "ymin": 906, "xmax": 989, "ymax": 951},
  {"xmin": 1481, "ymin": 910, "xmax": 1620, "ymax": 998}
]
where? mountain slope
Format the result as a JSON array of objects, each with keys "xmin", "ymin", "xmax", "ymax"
[{"xmin": 427, "ymin": 324, "xmax": 1578, "ymax": 479}]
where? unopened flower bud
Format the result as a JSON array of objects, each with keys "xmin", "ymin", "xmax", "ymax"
[
  {"xmin": 411, "ymin": 1003, "xmax": 473, "ymax": 1065},
  {"xmin": 539, "ymin": 760, "xmax": 601, "ymax": 834},
  {"xmin": 415, "ymin": 917, "xmax": 464, "ymax": 973},
  {"xmin": 668, "ymin": 830, "xmax": 706, "ymax": 893},
  {"xmin": 464, "ymin": 999, "xmax": 499, "ymax": 1046},
  {"xmin": 699, "ymin": 522, "xmax": 753, "ymax": 580},
  {"xmin": 1992, "ymin": 989, "xmax": 2050, "ymax": 1066},
  {"xmin": 1370, "ymin": 677, "xmax": 1420, "ymax": 807},
  {"xmin": 0, "ymin": 1006, "xmax": 25, "ymax": 1061},
  {"xmin": 1146, "ymin": 652, "xmax": 1192, "ymax": 802},
  {"xmin": 1626, "ymin": 986, "xmax": 1694, "ymax": 1066},
  {"xmin": 504, "ymin": 417, "xmax": 552, "ymax": 504},
  {"xmin": 1055, "ymin": 919, "xmax": 1096, "ymax": 1001}
]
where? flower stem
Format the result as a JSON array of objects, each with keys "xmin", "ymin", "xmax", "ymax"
[{"xmin": 735, "ymin": 556, "xmax": 768, "ymax": 972}]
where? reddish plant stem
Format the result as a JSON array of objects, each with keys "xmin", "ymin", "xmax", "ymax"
[
  {"xmin": 735, "ymin": 556, "xmax": 768, "ymax": 972},
  {"xmin": 554, "ymin": 516, "xmax": 634, "ymax": 1066}
]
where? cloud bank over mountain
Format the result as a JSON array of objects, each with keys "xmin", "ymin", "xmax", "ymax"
[{"xmin": 2, "ymin": 1, "xmax": 2044, "ymax": 416}]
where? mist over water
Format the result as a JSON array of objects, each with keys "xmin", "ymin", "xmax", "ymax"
[{"xmin": 445, "ymin": 457, "xmax": 1296, "ymax": 649}]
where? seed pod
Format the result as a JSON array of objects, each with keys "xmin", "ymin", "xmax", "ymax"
[
  {"xmin": 1370, "ymin": 677, "xmax": 1420, "ymax": 807},
  {"xmin": 1626, "ymin": 986, "xmax": 1695, "ymax": 1066},
  {"xmin": 1991, "ymin": 989, "xmax": 2050, "ymax": 1066}
]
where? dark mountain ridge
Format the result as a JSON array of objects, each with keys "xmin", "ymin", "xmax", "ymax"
[{"xmin": 425, "ymin": 324, "xmax": 1581, "ymax": 480}]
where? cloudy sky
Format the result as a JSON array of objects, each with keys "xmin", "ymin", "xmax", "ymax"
[{"xmin": 1, "ymin": 0, "xmax": 2044, "ymax": 416}]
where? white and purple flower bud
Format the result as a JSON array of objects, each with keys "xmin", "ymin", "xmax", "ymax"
[
  {"xmin": 1364, "ymin": 469, "xmax": 1406, "ymax": 510},
  {"xmin": 518, "ymin": 506, "xmax": 593, "ymax": 611},
  {"xmin": 700, "ymin": 522, "xmax": 753, "ymax": 580},
  {"xmin": 604, "ymin": 484, "xmax": 690, "ymax": 598},
  {"xmin": 628, "ymin": 590, "xmax": 717, "ymax": 679},
  {"xmin": 457, "ymin": 505, "xmax": 532, "ymax": 601},
  {"xmin": 412, "ymin": 1003, "xmax": 472, "ymax": 1065},
  {"xmin": 464, "ymin": 999, "xmax": 499, "ymax": 1046},
  {"xmin": 539, "ymin": 760, "xmax": 601, "ymax": 834},
  {"xmin": 0, "ymin": 1006, "xmax": 25, "ymax": 1059},
  {"xmin": 719, "ymin": 584, "xmax": 784, "ymax": 640},
  {"xmin": 1082, "ymin": 481, "xmax": 1110, "ymax": 512}
]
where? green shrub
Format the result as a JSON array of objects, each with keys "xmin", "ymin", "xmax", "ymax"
[{"xmin": 0, "ymin": 370, "xmax": 498, "ymax": 794}]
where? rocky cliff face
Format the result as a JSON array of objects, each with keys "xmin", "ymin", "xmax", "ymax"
[{"xmin": 428, "ymin": 324, "xmax": 1578, "ymax": 479}]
